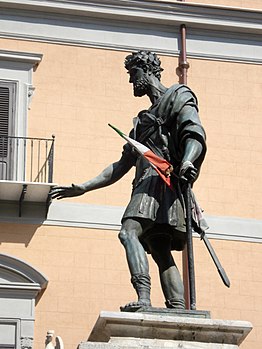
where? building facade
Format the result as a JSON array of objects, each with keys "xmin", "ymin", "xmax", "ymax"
[{"xmin": 0, "ymin": 1, "xmax": 261, "ymax": 348}]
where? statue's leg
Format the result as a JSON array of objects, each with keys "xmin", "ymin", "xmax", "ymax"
[
  {"xmin": 118, "ymin": 218, "xmax": 152, "ymax": 311},
  {"xmin": 148, "ymin": 237, "xmax": 185, "ymax": 309}
]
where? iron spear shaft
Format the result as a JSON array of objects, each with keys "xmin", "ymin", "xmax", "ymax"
[{"xmin": 184, "ymin": 182, "xmax": 196, "ymax": 310}]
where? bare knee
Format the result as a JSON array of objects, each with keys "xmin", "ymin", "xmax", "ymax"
[
  {"xmin": 118, "ymin": 219, "xmax": 143, "ymax": 246},
  {"xmin": 118, "ymin": 228, "xmax": 138, "ymax": 246}
]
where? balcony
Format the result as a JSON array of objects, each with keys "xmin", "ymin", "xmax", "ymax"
[{"xmin": 0, "ymin": 135, "xmax": 55, "ymax": 218}]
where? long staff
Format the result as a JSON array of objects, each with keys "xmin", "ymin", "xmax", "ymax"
[{"xmin": 184, "ymin": 182, "xmax": 196, "ymax": 310}]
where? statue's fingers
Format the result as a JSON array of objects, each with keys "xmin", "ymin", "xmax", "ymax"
[
  {"xmin": 188, "ymin": 171, "xmax": 197, "ymax": 179},
  {"xmin": 49, "ymin": 186, "xmax": 61, "ymax": 191},
  {"xmin": 187, "ymin": 168, "xmax": 197, "ymax": 177},
  {"xmin": 57, "ymin": 195, "xmax": 66, "ymax": 200},
  {"xmin": 53, "ymin": 186, "xmax": 71, "ymax": 190},
  {"xmin": 51, "ymin": 191, "xmax": 67, "ymax": 199},
  {"xmin": 180, "ymin": 175, "xmax": 188, "ymax": 182},
  {"xmin": 189, "ymin": 171, "xmax": 197, "ymax": 178},
  {"xmin": 50, "ymin": 193, "xmax": 61, "ymax": 199},
  {"xmin": 188, "ymin": 173, "xmax": 198, "ymax": 183},
  {"xmin": 49, "ymin": 189, "xmax": 64, "ymax": 197}
]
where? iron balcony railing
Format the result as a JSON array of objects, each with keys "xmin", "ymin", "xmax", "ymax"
[{"xmin": 0, "ymin": 135, "xmax": 55, "ymax": 183}]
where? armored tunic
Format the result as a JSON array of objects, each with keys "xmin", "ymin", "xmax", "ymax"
[{"xmin": 121, "ymin": 84, "xmax": 207, "ymax": 252}]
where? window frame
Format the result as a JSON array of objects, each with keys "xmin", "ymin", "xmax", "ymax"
[
  {"xmin": 0, "ymin": 319, "xmax": 20, "ymax": 349},
  {"xmin": 0, "ymin": 253, "xmax": 48, "ymax": 349},
  {"xmin": 0, "ymin": 80, "xmax": 18, "ymax": 180},
  {"xmin": 0, "ymin": 50, "xmax": 42, "ymax": 181}
]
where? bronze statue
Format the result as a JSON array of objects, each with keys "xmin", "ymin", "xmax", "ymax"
[{"xmin": 50, "ymin": 51, "xmax": 207, "ymax": 311}]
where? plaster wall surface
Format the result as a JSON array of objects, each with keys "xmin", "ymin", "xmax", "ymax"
[
  {"xmin": 188, "ymin": 58, "xmax": 262, "ymax": 220},
  {"xmin": 184, "ymin": 0, "xmax": 262, "ymax": 10},
  {"xmin": 0, "ymin": 223, "xmax": 261, "ymax": 348},
  {"xmin": 1, "ymin": 38, "xmax": 260, "ymax": 220}
]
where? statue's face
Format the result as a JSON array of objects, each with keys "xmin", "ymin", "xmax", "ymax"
[{"xmin": 128, "ymin": 66, "xmax": 149, "ymax": 97}]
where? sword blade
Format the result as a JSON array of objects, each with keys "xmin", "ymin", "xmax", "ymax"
[{"xmin": 202, "ymin": 234, "xmax": 230, "ymax": 288}]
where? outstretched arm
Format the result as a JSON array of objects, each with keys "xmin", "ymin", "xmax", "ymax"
[
  {"xmin": 82, "ymin": 159, "xmax": 134, "ymax": 190},
  {"xmin": 50, "ymin": 153, "xmax": 134, "ymax": 200}
]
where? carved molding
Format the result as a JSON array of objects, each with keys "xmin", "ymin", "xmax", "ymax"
[
  {"xmin": 0, "ymin": 253, "xmax": 48, "ymax": 290},
  {"xmin": 0, "ymin": 1, "xmax": 261, "ymax": 64},
  {"xmin": 0, "ymin": 1, "xmax": 261, "ymax": 35},
  {"xmin": 0, "ymin": 49, "xmax": 42, "ymax": 66},
  {"xmin": 21, "ymin": 337, "xmax": 33, "ymax": 349}
]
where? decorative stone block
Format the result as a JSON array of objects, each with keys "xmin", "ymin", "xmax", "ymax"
[{"xmin": 78, "ymin": 310, "xmax": 252, "ymax": 349}]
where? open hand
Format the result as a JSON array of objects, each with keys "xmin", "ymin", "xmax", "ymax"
[{"xmin": 49, "ymin": 184, "xmax": 86, "ymax": 200}]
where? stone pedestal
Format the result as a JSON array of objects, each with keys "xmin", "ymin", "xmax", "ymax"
[{"xmin": 79, "ymin": 310, "xmax": 252, "ymax": 349}]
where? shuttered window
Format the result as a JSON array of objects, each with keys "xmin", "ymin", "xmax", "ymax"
[
  {"xmin": 0, "ymin": 81, "xmax": 15, "ymax": 179},
  {"xmin": 0, "ymin": 85, "xmax": 10, "ymax": 158}
]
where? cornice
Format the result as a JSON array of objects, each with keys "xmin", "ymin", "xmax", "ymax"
[
  {"xmin": 0, "ymin": 0, "xmax": 261, "ymax": 35},
  {"xmin": 0, "ymin": 50, "xmax": 42, "ymax": 66}
]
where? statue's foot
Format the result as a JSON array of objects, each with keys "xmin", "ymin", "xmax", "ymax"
[
  {"xmin": 165, "ymin": 298, "xmax": 185, "ymax": 310},
  {"xmin": 120, "ymin": 299, "xmax": 151, "ymax": 312}
]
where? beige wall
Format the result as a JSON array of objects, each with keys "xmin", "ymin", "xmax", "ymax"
[
  {"xmin": 1, "ymin": 38, "xmax": 261, "ymax": 220},
  {"xmin": 183, "ymin": 0, "xmax": 262, "ymax": 10},
  {"xmin": 0, "ymin": 223, "xmax": 261, "ymax": 348},
  {"xmin": 188, "ymin": 58, "xmax": 262, "ymax": 220},
  {"xmin": 0, "ymin": 36, "xmax": 262, "ymax": 349}
]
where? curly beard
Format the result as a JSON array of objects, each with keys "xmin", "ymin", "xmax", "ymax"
[{"xmin": 133, "ymin": 76, "xmax": 149, "ymax": 97}]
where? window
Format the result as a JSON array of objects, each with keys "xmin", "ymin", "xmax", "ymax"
[
  {"xmin": 0, "ymin": 321, "xmax": 17, "ymax": 349},
  {"xmin": 0, "ymin": 253, "xmax": 48, "ymax": 349},
  {"xmin": 0, "ymin": 50, "xmax": 42, "ymax": 181},
  {"xmin": 0, "ymin": 80, "xmax": 16, "ymax": 180}
]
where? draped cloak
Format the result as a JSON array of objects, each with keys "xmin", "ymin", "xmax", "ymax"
[{"xmin": 121, "ymin": 84, "xmax": 207, "ymax": 252}]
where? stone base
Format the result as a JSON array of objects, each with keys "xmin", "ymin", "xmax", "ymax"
[
  {"xmin": 135, "ymin": 307, "xmax": 211, "ymax": 318},
  {"xmin": 79, "ymin": 309, "xmax": 252, "ymax": 349},
  {"xmin": 80, "ymin": 341, "xmax": 242, "ymax": 349}
]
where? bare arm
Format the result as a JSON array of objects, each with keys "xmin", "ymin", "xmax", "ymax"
[
  {"xmin": 182, "ymin": 138, "xmax": 202, "ymax": 165},
  {"xmin": 80, "ymin": 159, "xmax": 133, "ymax": 192},
  {"xmin": 50, "ymin": 153, "xmax": 134, "ymax": 200},
  {"xmin": 179, "ymin": 138, "xmax": 203, "ymax": 182}
]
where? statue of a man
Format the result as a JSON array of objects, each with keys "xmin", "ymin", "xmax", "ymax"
[{"xmin": 51, "ymin": 51, "xmax": 207, "ymax": 311}]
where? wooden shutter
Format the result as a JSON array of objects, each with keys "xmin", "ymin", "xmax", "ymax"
[
  {"xmin": 0, "ymin": 81, "xmax": 16, "ymax": 180},
  {"xmin": 0, "ymin": 85, "xmax": 10, "ymax": 157}
]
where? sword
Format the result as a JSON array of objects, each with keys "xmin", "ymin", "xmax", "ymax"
[
  {"xmin": 200, "ymin": 232, "xmax": 231, "ymax": 288},
  {"xmin": 185, "ymin": 184, "xmax": 231, "ymax": 289}
]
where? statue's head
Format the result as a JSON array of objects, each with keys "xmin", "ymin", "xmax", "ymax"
[
  {"xmin": 124, "ymin": 51, "xmax": 163, "ymax": 97},
  {"xmin": 125, "ymin": 51, "xmax": 163, "ymax": 80}
]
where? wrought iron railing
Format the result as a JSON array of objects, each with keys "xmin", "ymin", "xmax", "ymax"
[{"xmin": 0, "ymin": 135, "xmax": 55, "ymax": 183}]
